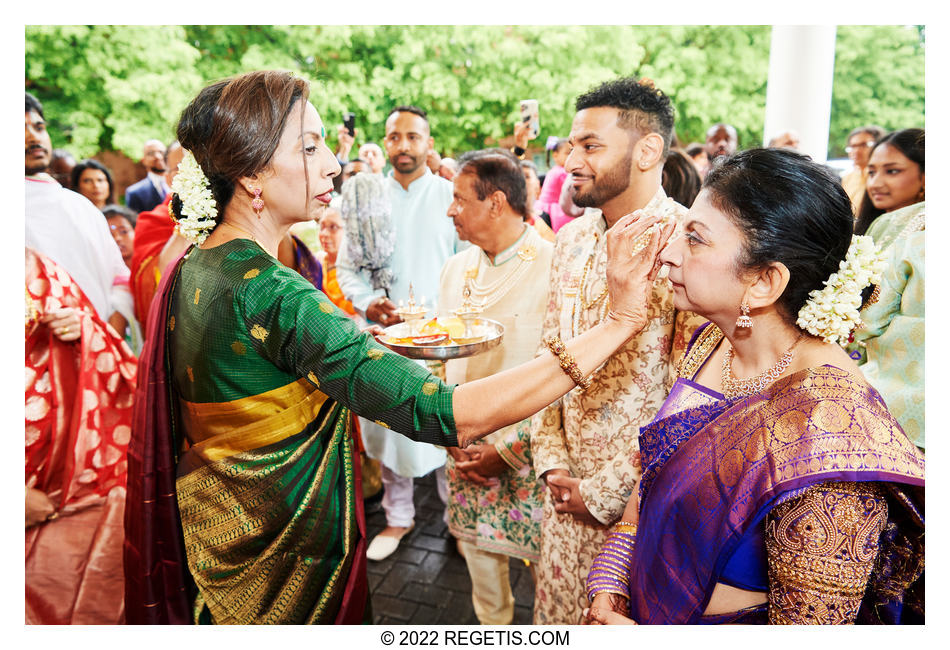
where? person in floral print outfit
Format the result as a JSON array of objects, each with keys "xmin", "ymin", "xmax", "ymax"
[
  {"xmin": 530, "ymin": 78, "xmax": 703, "ymax": 624},
  {"xmin": 440, "ymin": 149, "xmax": 554, "ymax": 624}
]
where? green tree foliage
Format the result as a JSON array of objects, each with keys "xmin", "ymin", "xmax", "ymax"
[
  {"xmin": 26, "ymin": 25, "xmax": 924, "ymax": 161},
  {"xmin": 829, "ymin": 25, "xmax": 925, "ymax": 155},
  {"xmin": 26, "ymin": 25, "xmax": 203, "ymax": 158}
]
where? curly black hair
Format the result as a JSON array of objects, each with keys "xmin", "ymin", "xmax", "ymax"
[{"xmin": 575, "ymin": 77, "xmax": 675, "ymax": 157}]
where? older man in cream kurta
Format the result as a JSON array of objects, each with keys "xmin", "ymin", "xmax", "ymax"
[{"xmin": 440, "ymin": 150, "xmax": 553, "ymax": 625}]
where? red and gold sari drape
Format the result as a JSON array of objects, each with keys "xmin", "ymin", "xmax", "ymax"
[{"xmin": 25, "ymin": 248, "xmax": 137, "ymax": 624}]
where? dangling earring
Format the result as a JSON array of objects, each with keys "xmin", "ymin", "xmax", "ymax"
[
  {"xmin": 250, "ymin": 187, "xmax": 264, "ymax": 219},
  {"xmin": 736, "ymin": 303, "xmax": 753, "ymax": 328}
]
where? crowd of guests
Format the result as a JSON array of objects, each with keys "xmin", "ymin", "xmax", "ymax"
[{"xmin": 25, "ymin": 69, "xmax": 924, "ymax": 626}]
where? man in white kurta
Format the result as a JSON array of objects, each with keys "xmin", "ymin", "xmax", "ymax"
[
  {"xmin": 439, "ymin": 150, "xmax": 553, "ymax": 624},
  {"xmin": 336, "ymin": 107, "xmax": 463, "ymax": 559},
  {"xmin": 530, "ymin": 78, "xmax": 702, "ymax": 624},
  {"xmin": 25, "ymin": 94, "xmax": 131, "ymax": 324}
]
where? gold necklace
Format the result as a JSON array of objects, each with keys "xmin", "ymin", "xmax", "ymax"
[
  {"xmin": 578, "ymin": 236, "xmax": 609, "ymax": 310},
  {"xmin": 463, "ymin": 249, "xmax": 535, "ymax": 310},
  {"xmin": 568, "ymin": 235, "xmax": 610, "ymax": 337},
  {"xmin": 720, "ymin": 335, "xmax": 803, "ymax": 398}
]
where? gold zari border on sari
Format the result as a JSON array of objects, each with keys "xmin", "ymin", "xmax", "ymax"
[{"xmin": 180, "ymin": 377, "xmax": 329, "ymax": 462}]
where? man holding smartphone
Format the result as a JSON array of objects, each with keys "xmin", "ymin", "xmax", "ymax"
[{"xmin": 334, "ymin": 115, "xmax": 356, "ymax": 168}]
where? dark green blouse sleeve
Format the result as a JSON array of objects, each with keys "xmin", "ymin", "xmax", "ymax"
[{"xmin": 237, "ymin": 260, "xmax": 458, "ymax": 446}]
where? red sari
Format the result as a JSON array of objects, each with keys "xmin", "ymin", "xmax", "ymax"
[
  {"xmin": 25, "ymin": 248, "xmax": 137, "ymax": 624},
  {"xmin": 129, "ymin": 196, "xmax": 176, "ymax": 336}
]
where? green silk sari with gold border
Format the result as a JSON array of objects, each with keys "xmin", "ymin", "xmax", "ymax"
[{"xmin": 168, "ymin": 239, "xmax": 457, "ymax": 624}]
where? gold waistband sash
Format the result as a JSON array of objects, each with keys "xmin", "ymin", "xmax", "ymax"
[{"xmin": 180, "ymin": 378, "xmax": 330, "ymax": 463}]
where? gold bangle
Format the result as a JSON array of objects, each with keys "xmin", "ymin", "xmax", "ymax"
[
  {"xmin": 614, "ymin": 524, "xmax": 638, "ymax": 536},
  {"xmin": 545, "ymin": 336, "xmax": 592, "ymax": 390}
]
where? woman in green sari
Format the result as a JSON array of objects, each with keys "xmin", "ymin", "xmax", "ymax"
[{"xmin": 123, "ymin": 70, "xmax": 673, "ymax": 624}]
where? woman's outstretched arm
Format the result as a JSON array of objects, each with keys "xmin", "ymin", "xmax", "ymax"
[{"xmin": 453, "ymin": 215, "xmax": 674, "ymax": 447}]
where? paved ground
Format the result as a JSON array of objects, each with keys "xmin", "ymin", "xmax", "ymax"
[{"xmin": 365, "ymin": 472, "xmax": 535, "ymax": 625}]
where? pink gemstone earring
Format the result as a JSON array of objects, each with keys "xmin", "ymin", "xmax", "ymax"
[
  {"xmin": 251, "ymin": 187, "xmax": 264, "ymax": 218},
  {"xmin": 736, "ymin": 302, "xmax": 753, "ymax": 328}
]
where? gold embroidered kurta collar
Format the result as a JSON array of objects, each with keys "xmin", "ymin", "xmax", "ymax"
[{"xmin": 480, "ymin": 224, "xmax": 532, "ymax": 267}]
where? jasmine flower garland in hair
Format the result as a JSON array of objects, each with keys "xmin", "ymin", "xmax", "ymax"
[
  {"xmin": 796, "ymin": 235, "xmax": 887, "ymax": 345},
  {"xmin": 170, "ymin": 151, "xmax": 218, "ymax": 245}
]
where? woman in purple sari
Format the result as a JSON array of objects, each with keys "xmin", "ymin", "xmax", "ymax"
[{"xmin": 585, "ymin": 149, "xmax": 924, "ymax": 625}]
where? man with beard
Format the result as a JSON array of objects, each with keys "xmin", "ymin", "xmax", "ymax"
[
  {"xmin": 529, "ymin": 77, "xmax": 702, "ymax": 624},
  {"xmin": 124, "ymin": 139, "xmax": 168, "ymax": 213},
  {"xmin": 25, "ymin": 92, "xmax": 131, "ymax": 327},
  {"xmin": 336, "ymin": 105, "xmax": 463, "ymax": 561},
  {"xmin": 703, "ymin": 123, "xmax": 738, "ymax": 171}
]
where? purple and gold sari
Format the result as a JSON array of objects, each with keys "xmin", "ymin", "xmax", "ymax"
[{"xmin": 628, "ymin": 323, "xmax": 925, "ymax": 624}]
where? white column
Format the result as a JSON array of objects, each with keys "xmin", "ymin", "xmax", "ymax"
[{"xmin": 763, "ymin": 25, "xmax": 837, "ymax": 162}]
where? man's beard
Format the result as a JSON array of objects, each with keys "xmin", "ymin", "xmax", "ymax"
[
  {"xmin": 148, "ymin": 164, "xmax": 167, "ymax": 174},
  {"xmin": 572, "ymin": 153, "xmax": 632, "ymax": 209},
  {"xmin": 391, "ymin": 153, "xmax": 422, "ymax": 175},
  {"xmin": 25, "ymin": 146, "xmax": 50, "ymax": 176}
]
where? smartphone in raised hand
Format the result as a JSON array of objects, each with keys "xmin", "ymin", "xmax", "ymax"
[{"xmin": 520, "ymin": 100, "xmax": 539, "ymax": 140}]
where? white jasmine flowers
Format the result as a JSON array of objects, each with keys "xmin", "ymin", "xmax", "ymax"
[
  {"xmin": 170, "ymin": 151, "xmax": 218, "ymax": 245},
  {"xmin": 796, "ymin": 235, "xmax": 887, "ymax": 345}
]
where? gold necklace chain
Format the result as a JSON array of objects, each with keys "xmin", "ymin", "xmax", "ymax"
[
  {"xmin": 463, "ymin": 232, "xmax": 532, "ymax": 301},
  {"xmin": 464, "ymin": 256, "xmax": 533, "ymax": 309},
  {"xmin": 578, "ymin": 235, "xmax": 608, "ymax": 310},
  {"xmin": 569, "ymin": 234, "xmax": 610, "ymax": 338},
  {"xmin": 720, "ymin": 335, "xmax": 803, "ymax": 398}
]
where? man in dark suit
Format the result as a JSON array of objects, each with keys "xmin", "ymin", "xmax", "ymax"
[{"xmin": 124, "ymin": 139, "xmax": 168, "ymax": 213}]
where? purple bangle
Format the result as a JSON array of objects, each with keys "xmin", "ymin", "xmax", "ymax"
[
  {"xmin": 595, "ymin": 554, "xmax": 632, "ymax": 573},
  {"xmin": 587, "ymin": 568, "xmax": 629, "ymax": 582},
  {"xmin": 587, "ymin": 576, "xmax": 629, "ymax": 602},
  {"xmin": 586, "ymin": 530, "xmax": 637, "ymax": 602}
]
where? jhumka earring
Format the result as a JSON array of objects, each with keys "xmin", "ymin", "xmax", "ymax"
[
  {"xmin": 736, "ymin": 303, "xmax": 753, "ymax": 328},
  {"xmin": 251, "ymin": 187, "xmax": 264, "ymax": 219}
]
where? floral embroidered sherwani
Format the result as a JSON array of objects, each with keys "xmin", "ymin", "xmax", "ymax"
[
  {"xmin": 530, "ymin": 189, "xmax": 703, "ymax": 624},
  {"xmin": 440, "ymin": 225, "xmax": 553, "ymax": 561}
]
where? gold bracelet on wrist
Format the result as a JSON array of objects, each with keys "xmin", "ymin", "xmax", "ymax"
[
  {"xmin": 613, "ymin": 520, "xmax": 638, "ymax": 535},
  {"xmin": 545, "ymin": 336, "xmax": 592, "ymax": 390}
]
